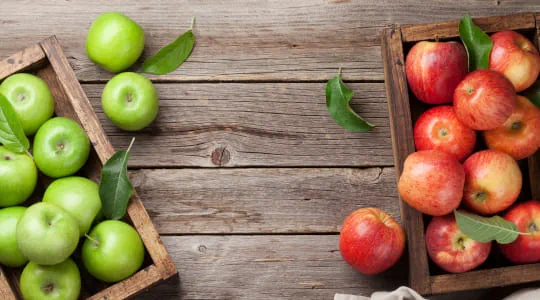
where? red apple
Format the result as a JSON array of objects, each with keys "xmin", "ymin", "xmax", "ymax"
[
  {"xmin": 414, "ymin": 106, "xmax": 476, "ymax": 162},
  {"xmin": 426, "ymin": 214, "xmax": 491, "ymax": 273},
  {"xmin": 398, "ymin": 150, "xmax": 465, "ymax": 216},
  {"xmin": 499, "ymin": 201, "xmax": 540, "ymax": 264},
  {"xmin": 484, "ymin": 95, "xmax": 540, "ymax": 160},
  {"xmin": 489, "ymin": 30, "xmax": 540, "ymax": 92},
  {"xmin": 406, "ymin": 41, "xmax": 468, "ymax": 104},
  {"xmin": 462, "ymin": 150, "xmax": 522, "ymax": 215},
  {"xmin": 454, "ymin": 69, "xmax": 517, "ymax": 130},
  {"xmin": 339, "ymin": 207, "xmax": 405, "ymax": 275}
]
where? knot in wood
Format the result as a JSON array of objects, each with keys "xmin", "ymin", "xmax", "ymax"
[{"xmin": 211, "ymin": 147, "xmax": 230, "ymax": 166}]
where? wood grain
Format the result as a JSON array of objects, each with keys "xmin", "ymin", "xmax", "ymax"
[
  {"xmin": 381, "ymin": 27, "xmax": 430, "ymax": 294},
  {"xmin": 82, "ymin": 82, "xmax": 393, "ymax": 167},
  {"xmin": 0, "ymin": 43, "xmax": 46, "ymax": 81},
  {"xmin": 1, "ymin": 1, "xmax": 540, "ymax": 81},
  {"xmin": 0, "ymin": 268, "xmax": 16, "ymax": 300},
  {"xmin": 131, "ymin": 167, "xmax": 398, "ymax": 234}
]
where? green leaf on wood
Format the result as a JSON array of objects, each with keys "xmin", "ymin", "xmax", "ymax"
[
  {"xmin": 325, "ymin": 69, "xmax": 375, "ymax": 132},
  {"xmin": 454, "ymin": 210, "xmax": 521, "ymax": 244},
  {"xmin": 0, "ymin": 93, "xmax": 30, "ymax": 153},
  {"xmin": 99, "ymin": 138, "xmax": 135, "ymax": 220},
  {"xmin": 459, "ymin": 13, "xmax": 493, "ymax": 71},
  {"xmin": 141, "ymin": 17, "xmax": 195, "ymax": 75}
]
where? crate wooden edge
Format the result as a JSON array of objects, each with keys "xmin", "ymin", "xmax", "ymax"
[
  {"xmin": 0, "ymin": 36, "xmax": 177, "ymax": 300},
  {"xmin": 382, "ymin": 13, "xmax": 540, "ymax": 295},
  {"xmin": 401, "ymin": 12, "xmax": 536, "ymax": 42},
  {"xmin": 380, "ymin": 26, "xmax": 431, "ymax": 294}
]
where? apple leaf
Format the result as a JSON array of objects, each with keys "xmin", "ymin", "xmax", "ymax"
[
  {"xmin": 99, "ymin": 138, "xmax": 135, "ymax": 220},
  {"xmin": 325, "ymin": 68, "xmax": 375, "ymax": 132},
  {"xmin": 459, "ymin": 13, "xmax": 493, "ymax": 71},
  {"xmin": 524, "ymin": 80, "xmax": 540, "ymax": 108},
  {"xmin": 454, "ymin": 210, "xmax": 521, "ymax": 244},
  {"xmin": 0, "ymin": 93, "xmax": 30, "ymax": 153},
  {"xmin": 141, "ymin": 17, "xmax": 195, "ymax": 75}
]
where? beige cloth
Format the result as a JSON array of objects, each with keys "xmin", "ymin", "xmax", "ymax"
[{"xmin": 334, "ymin": 286, "xmax": 540, "ymax": 300}]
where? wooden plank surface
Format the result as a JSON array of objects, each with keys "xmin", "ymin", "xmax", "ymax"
[
  {"xmin": 1, "ymin": 1, "xmax": 540, "ymax": 82},
  {"xmin": 82, "ymin": 83, "xmax": 393, "ymax": 167},
  {"xmin": 131, "ymin": 167, "xmax": 398, "ymax": 234}
]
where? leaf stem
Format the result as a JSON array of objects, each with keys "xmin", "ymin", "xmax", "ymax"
[
  {"xmin": 190, "ymin": 16, "xmax": 196, "ymax": 31},
  {"xmin": 338, "ymin": 67, "xmax": 343, "ymax": 78},
  {"xmin": 126, "ymin": 137, "xmax": 136, "ymax": 153}
]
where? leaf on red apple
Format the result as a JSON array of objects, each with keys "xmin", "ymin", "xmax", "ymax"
[
  {"xmin": 141, "ymin": 17, "xmax": 195, "ymax": 75},
  {"xmin": 454, "ymin": 210, "xmax": 520, "ymax": 244},
  {"xmin": 0, "ymin": 93, "xmax": 30, "ymax": 153},
  {"xmin": 99, "ymin": 138, "xmax": 135, "ymax": 220},
  {"xmin": 325, "ymin": 68, "xmax": 375, "ymax": 132},
  {"xmin": 459, "ymin": 13, "xmax": 493, "ymax": 71},
  {"xmin": 524, "ymin": 80, "xmax": 540, "ymax": 108}
]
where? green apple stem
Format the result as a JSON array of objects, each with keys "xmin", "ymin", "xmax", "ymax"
[
  {"xmin": 126, "ymin": 137, "xmax": 136, "ymax": 153},
  {"xmin": 190, "ymin": 16, "xmax": 196, "ymax": 31},
  {"xmin": 84, "ymin": 233, "xmax": 100, "ymax": 247}
]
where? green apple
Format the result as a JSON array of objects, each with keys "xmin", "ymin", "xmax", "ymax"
[
  {"xmin": 86, "ymin": 12, "xmax": 145, "ymax": 73},
  {"xmin": 0, "ymin": 73, "xmax": 54, "ymax": 135},
  {"xmin": 0, "ymin": 206, "xmax": 27, "ymax": 267},
  {"xmin": 102, "ymin": 72, "xmax": 159, "ymax": 131},
  {"xmin": 0, "ymin": 146, "xmax": 37, "ymax": 207},
  {"xmin": 17, "ymin": 202, "xmax": 79, "ymax": 265},
  {"xmin": 82, "ymin": 220, "xmax": 145, "ymax": 282},
  {"xmin": 20, "ymin": 259, "xmax": 80, "ymax": 300},
  {"xmin": 33, "ymin": 117, "xmax": 90, "ymax": 178},
  {"xmin": 43, "ymin": 176, "xmax": 102, "ymax": 236}
]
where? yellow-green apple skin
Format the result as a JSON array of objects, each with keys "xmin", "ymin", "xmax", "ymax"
[
  {"xmin": 0, "ymin": 206, "xmax": 28, "ymax": 267},
  {"xmin": 33, "ymin": 117, "xmax": 90, "ymax": 178},
  {"xmin": 0, "ymin": 146, "xmax": 37, "ymax": 207},
  {"xmin": 0, "ymin": 73, "xmax": 54, "ymax": 135},
  {"xmin": 82, "ymin": 220, "xmax": 145, "ymax": 282},
  {"xmin": 86, "ymin": 12, "xmax": 145, "ymax": 72},
  {"xmin": 16, "ymin": 202, "xmax": 80, "ymax": 265},
  {"xmin": 43, "ymin": 176, "xmax": 102, "ymax": 236},
  {"xmin": 101, "ymin": 72, "xmax": 159, "ymax": 131},
  {"xmin": 20, "ymin": 259, "xmax": 80, "ymax": 300}
]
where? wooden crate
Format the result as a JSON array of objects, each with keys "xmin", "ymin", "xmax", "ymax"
[
  {"xmin": 0, "ymin": 36, "xmax": 177, "ymax": 299},
  {"xmin": 381, "ymin": 13, "xmax": 540, "ymax": 295}
]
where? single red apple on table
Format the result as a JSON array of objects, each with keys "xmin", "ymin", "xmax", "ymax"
[
  {"xmin": 405, "ymin": 41, "xmax": 468, "ymax": 104},
  {"xmin": 339, "ymin": 207, "xmax": 405, "ymax": 275},
  {"xmin": 489, "ymin": 30, "xmax": 540, "ymax": 92},
  {"xmin": 426, "ymin": 214, "xmax": 491, "ymax": 273},
  {"xmin": 500, "ymin": 201, "xmax": 540, "ymax": 264},
  {"xmin": 398, "ymin": 150, "xmax": 465, "ymax": 216},
  {"xmin": 454, "ymin": 69, "xmax": 517, "ymax": 130},
  {"xmin": 484, "ymin": 95, "xmax": 540, "ymax": 160},
  {"xmin": 414, "ymin": 106, "xmax": 476, "ymax": 162},
  {"xmin": 462, "ymin": 150, "xmax": 522, "ymax": 215}
]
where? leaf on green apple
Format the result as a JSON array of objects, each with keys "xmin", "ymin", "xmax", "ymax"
[
  {"xmin": 459, "ymin": 13, "xmax": 493, "ymax": 71},
  {"xmin": 99, "ymin": 138, "xmax": 135, "ymax": 220},
  {"xmin": 0, "ymin": 93, "xmax": 30, "ymax": 153},
  {"xmin": 454, "ymin": 210, "xmax": 521, "ymax": 244},
  {"xmin": 141, "ymin": 17, "xmax": 195, "ymax": 75},
  {"xmin": 325, "ymin": 68, "xmax": 375, "ymax": 132}
]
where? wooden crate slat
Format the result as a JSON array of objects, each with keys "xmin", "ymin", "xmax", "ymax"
[
  {"xmin": 0, "ymin": 268, "xmax": 16, "ymax": 300},
  {"xmin": 401, "ymin": 13, "xmax": 536, "ymax": 42},
  {"xmin": 0, "ymin": 43, "xmax": 47, "ymax": 81},
  {"xmin": 87, "ymin": 265, "xmax": 163, "ymax": 300},
  {"xmin": 381, "ymin": 26, "xmax": 430, "ymax": 294}
]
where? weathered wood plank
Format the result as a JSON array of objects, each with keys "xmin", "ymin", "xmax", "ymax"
[
  {"xmin": 1, "ymin": 1, "xmax": 539, "ymax": 81},
  {"xmin": 82, "ymin": 83, "xmax": 393, "ymax": 167},
  {"xmin": 131, "ymin": 167, "xmax": 398, "ymax": 234},
  {"xmin": 135, "ymin": 235, "xmax": 499, "ymax": 300}
]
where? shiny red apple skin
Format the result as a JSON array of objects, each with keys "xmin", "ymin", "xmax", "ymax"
[
  {"xmin": 500, "ymin": 201, "xmax": 540, "ymax": 264},
  {"xmin": 484, "ymin": 95, "xmax": 540, "ymax": 160},
  {"xmin": 339, "ymin": 207, "xmax": 405, "ymax": 275},
  {"xmin": 462, "ymin": 150, "xmax": 522, "ymax": 215},
  {"xmin": 454, "ymin": 69, "xmax": 517, "ymax": 130},
  {"xmin": 489, "ymin": 31, "xmax": 540, "ymax": 92},
  {"xmin": 426, "ymin": 214, "xmax": 491, "ymax": 273},
  {"xmin": 414, "ymin": 106, "xmax": 476, "ymax": 162},
  {"xmin": 406, "ymin": 41, "xmax": 468, "ymax": 104},
  {"xmin": 398, "ymin": 150, "xmax": 465, "ymax": 216}
]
